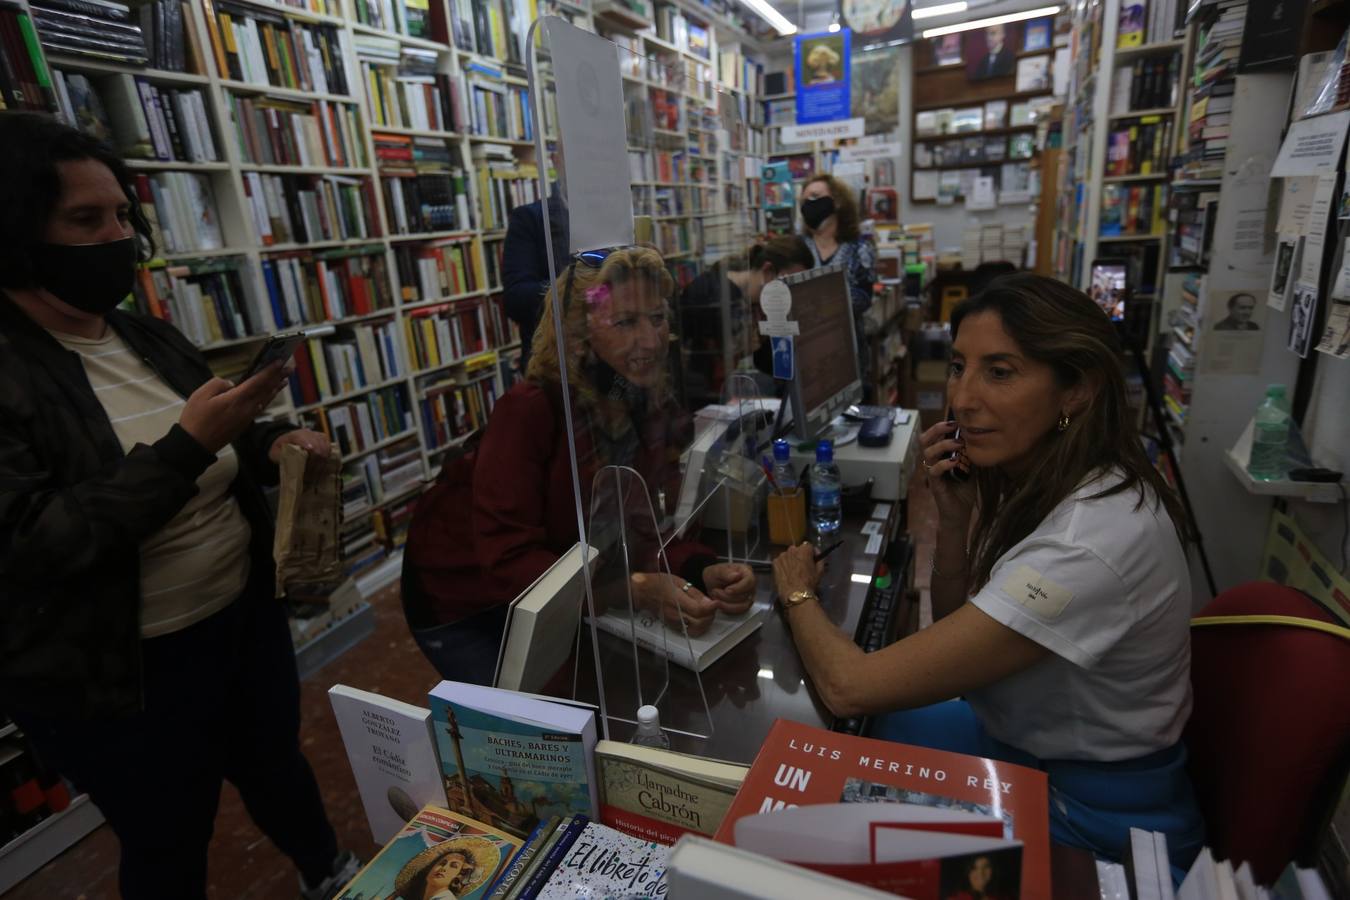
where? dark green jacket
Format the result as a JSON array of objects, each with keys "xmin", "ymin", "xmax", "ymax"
[{"xmin": 0, "ymin": 295, "xmax": 292, "ymax": 718}]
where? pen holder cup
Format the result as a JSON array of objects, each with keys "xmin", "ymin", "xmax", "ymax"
[{"xmin": 767, "ymin": 489, "xmax": 807, "ymax": 546}]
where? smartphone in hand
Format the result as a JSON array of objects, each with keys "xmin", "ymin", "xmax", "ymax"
[
  {"xmin": 241, "ymin": 330, "xmax": 308, "ymax": 381},
  {"xmin": 943, "ymin": 408, "xmax": 970, "ymax": 483}
]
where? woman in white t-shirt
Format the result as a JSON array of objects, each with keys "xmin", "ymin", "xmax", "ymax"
[{"xmin": 772, "ymin": 273, "xmax": 1204, "ymax": 874}]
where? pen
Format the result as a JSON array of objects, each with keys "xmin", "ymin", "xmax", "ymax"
[
  {"xmin": 813, "ymin": 539, "xmax": 844, "ymax": 562},
  {"xmin": 760, "ymin": 455, "xmax": 781, "ymax": 494}
]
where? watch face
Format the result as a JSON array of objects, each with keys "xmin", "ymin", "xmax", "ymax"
[{"xmin": 842, "ymin": 0, "xmax": 912, "ymax": 42}]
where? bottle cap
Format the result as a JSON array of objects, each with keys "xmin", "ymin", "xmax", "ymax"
[
  {"xmin": 816, "ymin": 439, "xmax": 833, "ymax": 462},
  {"xmin": 773, "ymin": 438, "xmax": 791, "ymax": 461},
  {"xmin": 1267, "ymin": 384, "xmax": 1286, "ymax": 397},
  {"xmin": 637, "ymin": 705, "xmax": 660, "ymax": 726}
]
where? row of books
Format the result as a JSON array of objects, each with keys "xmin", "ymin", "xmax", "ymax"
[
  {"xmin": 241, "ymin": 171, "xmax": 380, "ymax": 245},
  {"xmin": 914, "ymin": 134, "xmax": 1036, "ymax": 168},
  {"xmin": 1168, "ymin": 185, "xmax": 1219, "ymax": 268},
  {"xmin": 1111, "ymin": 53, "xmax": 1182, "ymax": 114},
  {"xmin": 61, "ymin": 71, "xmax": 218, "ymax": 164},
  {"xmin": 135, "ymin": 0, "xmax": 195, "ymax": 71},
  {"xmin": 374, "ymin": 134, "xmax": 473, "ymax": 235},
  {"xmin": 1106, "ymin": 116, "xmax": 1175, "ymax": 176},
  {"xmin": 475, "ymin": 157, "xmax": 539, "ymax": 231},
  {"xmin": 1178, "ymin": 2, "xmax": 1245, "ymax": 180},
  {"xmin": 227, "ymin": 94, "xmax": 365, "ymax": 169},
  {"xmin": 259, "ymin": 246, "xmax": 394, "ymax": 328},
  {"xmin": 403, "ymin": 299, "xmax": 494, "ymax": 369},
  {"xmin": 354, "ymin": 36, "xmax": 465, "ymax": 132},
  {"xmin": 134, "ymin": 170, "xmax": 225, "ymax": 254},
  {"xmin": 446, "ymin": 0, "xmax": 528, "ymax": 65},
  {"xmin": 346, "ymin": 440, "xmax": 423, "ymax": 515},
  {"xmin": 301, "ymin": 382, "xmax": 415, "ymax": 457},
  {"xmin": 288, "ymin": 322, "xmax": 407, "ymax": 406},
  {"xmin": 351, "ymin": 0, "xmax": 430, "ymax": 39},
  {"xmin": 392, "ymin": 236, "xmax": 483, "ymax": 302},
  {"xmin": 203, "ymin": 1, "xmax": 349, "ymax": 96},
  {"xmin": 1101, "ymin": 183, "xmax": 1167, "ymax": 237},
  {"xmin": 131, "ymin": 258, "xmax": 264, "ymax": 345},
  {"xmin": 420, "ymin": 370, "xmax": 497, "ymax": 449},
  {"xmin": 30, "ymin": 0, "xmax": 146, "ymax": 64},
  {"xmin": 467, "ymin": 77, "xmax": 531, "ymax": 142},
  {"xmin": 0, "ymin": 1, "xmax": 56, "ymax": 111},
  {"xmin": 1116, "ymin": 0, "xmax": 1181, "ymax": 48},
  {"xmin": 629, "ymin": 148, "xmax": 689, "ymax": 184}
]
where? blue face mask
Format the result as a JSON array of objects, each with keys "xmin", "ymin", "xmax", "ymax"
[{"xmin": 32, "ymin": 236, "xmax": 137, "ymax": 315}]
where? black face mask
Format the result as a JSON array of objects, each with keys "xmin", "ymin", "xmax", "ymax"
[
  {"xmin": 801, "ymin": 195, "xmax": 836, "ymax": 230},
  {"xmin": 32, "ymin": 237, "xmax": 138, "ymax": 315}
]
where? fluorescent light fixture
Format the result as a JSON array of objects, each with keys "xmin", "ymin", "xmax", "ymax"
[
  {"xmin": 921, "ymin": 5, "xmax": 1061, "ymax": 38},
  {"xmin": 912, "ymin": 1, "xmax": 969, "ymax": 20},
  {"xmin": 738, "ymin": 0, "xmax": 796, "ymax": 35}
]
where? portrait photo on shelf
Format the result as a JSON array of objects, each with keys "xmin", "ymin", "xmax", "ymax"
[
  {"xmin": 1022, "ymin": 16, "xmax": 1053, "ymax": 52},
  {"xmin": 1014, "ymin": 55, "xmax": 1051, "ymax": 93},
  {"xmin": 933, "ymin": 33, "xmax": 962, "ymax": 66},
  {"xmin": 964, "ymin": 22, "xmax": 1020, "ymax": 81},
  {"xmin": 801, "ymin": 33, "xmax": 846, "ymax": 85}
]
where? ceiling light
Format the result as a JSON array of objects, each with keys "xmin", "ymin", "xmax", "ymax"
[
  {"xmin": 912, "ymin": 1, "xmax": 969, "ymax": 20},
  {"xmin": 737, "ymin": 0, "xmax": 796, "ymax": 35},
  {"xmin": 921, "ymin": 5, "xmax": 1061, "ymax": 38}
]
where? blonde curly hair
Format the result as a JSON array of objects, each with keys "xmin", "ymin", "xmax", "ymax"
[
  {"xmin": 525, "ymin": 246, "xmax": 675, "ymax": 386},
  {"xmin": 807, "ymin": 44, "xmax": 841, "ymax": 75}
]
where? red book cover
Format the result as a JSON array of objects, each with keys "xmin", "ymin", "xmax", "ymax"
[
  {"xmin": 291, "ymin": 341, "xmax": 320, "ymax": 405},
  {"xmin": 713, "ymin": 718, "xmax": 1052, "ymax": 900}
]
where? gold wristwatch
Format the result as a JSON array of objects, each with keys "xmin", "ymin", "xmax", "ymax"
[{"xmin": 782, "ymin": 589, "xmax": 818, "ymax": 609}]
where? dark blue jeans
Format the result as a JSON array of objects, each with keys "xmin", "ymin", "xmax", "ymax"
[
  {"xmin": 409, "ymin": 605, "xmax": 511, "ymax": 685},
  {"xmin": 12, "ymin": 595, "xmax": 338, "ymax": 900}
]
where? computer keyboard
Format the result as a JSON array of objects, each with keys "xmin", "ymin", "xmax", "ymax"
[{"xmin": 834, "ymin": 535, "xmax": 913, "ymax": 737}]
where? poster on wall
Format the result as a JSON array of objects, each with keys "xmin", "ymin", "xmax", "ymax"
[
  {"xmin": 795, "ymin": 30, "xmax": 852, "ymax": 124},
  {"xmin": 1200, "ymin": 287, "xmax": 1268, "ymax": 375},
  {"xmin": 841, "ymin": 0, "xmax": 912, "ymax": 47},
  {"xmin": 851, "ymin": 45, "xmax": 901, "ymax": 134},
  {"xmin": 964, "ymin": 22, "xmax": 1020, "ymax": 81}
]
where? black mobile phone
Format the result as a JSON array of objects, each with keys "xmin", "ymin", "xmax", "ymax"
[
  {"xmin": 1088, "ymin": 258, "xmax": 1130, "ymax": 325},
  {"xmin": 241, "ymin": 330, "xmax": 308, "ymax": 381},
  {"xmin": 943, "ymin": 408, "xmax": 970, "ymax": 483}
]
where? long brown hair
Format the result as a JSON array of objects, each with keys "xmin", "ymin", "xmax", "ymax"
[
  {"xmin": 951, "ymin": 273, "xmax": 1188, "ymax": 589},
  {"xmin": 721, "ymin": 235, "xmax": 814, "ymax": 273},
  {"xmin": 803, "ymin": 174, "xmax": 861, "ymax": 242}
]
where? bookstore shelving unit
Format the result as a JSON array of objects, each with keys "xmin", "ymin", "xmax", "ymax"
[{"xmin": 1053, "ymin": 0, "xmax": 1187, "ymax": 295}]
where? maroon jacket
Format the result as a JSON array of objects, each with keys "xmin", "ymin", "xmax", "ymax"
[{"xmin": 405, "ymin": 380, "xmax": 716, "ymax": 625}]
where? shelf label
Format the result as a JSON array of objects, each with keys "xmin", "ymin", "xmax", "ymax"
[{"xmin": 781, "ymin": 118, "xmax": 865, "ymax": 145}]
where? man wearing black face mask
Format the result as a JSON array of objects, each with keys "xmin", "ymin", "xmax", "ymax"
[{"xmin": 0, "ymin": 113, "xmax": 359, "ymax": 900}]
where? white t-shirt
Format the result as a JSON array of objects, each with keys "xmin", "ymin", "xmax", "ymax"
[{"xmin": 965, "ymin": 470, "xmax": 1192, "ymax": 762}]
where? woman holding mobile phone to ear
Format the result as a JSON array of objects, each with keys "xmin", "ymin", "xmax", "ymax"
[
  {"xmin": 772, "ymin": 273, "xmax": 1203, "ymax": 875},
  {"xmin": 0, "ymin": 113, "xmax": 355, "ymax": 900}
]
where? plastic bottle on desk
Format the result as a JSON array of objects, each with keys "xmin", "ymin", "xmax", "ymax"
[
  {"xmin": 631, "ymin": 705, "xmax": 670, "ymax": 748},
  {"xmin": 771, "ymin": 439, "xmax": 797, "ymax": 490},
  {"xmin": 1247, "ymin": 385, "xmax": 1291, "ymax": 481},
  {"xmin": 809, "ymin": 439, "xmax": 842, "ymax": 537}
]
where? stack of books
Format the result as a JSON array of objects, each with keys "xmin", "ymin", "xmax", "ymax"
[
  {"xmin": 29, "ymin": 0, "xmax": 146, "ymax": 64},
  {"xmin": 1179, "ymin": 1, "xmax": 1246, "ymax": 180}
]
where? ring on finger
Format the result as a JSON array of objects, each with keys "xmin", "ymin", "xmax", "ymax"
[{"xmin": 680, "ymin": 581, "xmax": 693, "ymax": 593}]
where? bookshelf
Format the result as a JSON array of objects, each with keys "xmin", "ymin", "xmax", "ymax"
[
  {"xmin": 22, "ymin": 0, "xmax": 767, "ymax": 600},
  {"xmin": 1052, "ymin": 0, "xmax": 1187, "ymax": 293}
]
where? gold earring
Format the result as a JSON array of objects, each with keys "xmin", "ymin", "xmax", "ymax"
[{"xmin": 1057, "ymin": 414, "xmax": 1070, "ymax": 432}]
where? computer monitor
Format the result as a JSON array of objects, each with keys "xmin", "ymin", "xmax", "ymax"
[{"xmin": 784, "ymin": 266, "xmax": 863, "ymax": 441}]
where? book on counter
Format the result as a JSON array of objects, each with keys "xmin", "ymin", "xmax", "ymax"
[
  {"xmin": 335, "ymin": 805, "xmax": 523, "ymax": 900},
  {"xmin": 427, "ymin": 681, "xmax": 598, "ymax": 841},
  {"xmin": 328, "ymin": 684, "xmax": 449, "ymax": 844},
  {"xmin": 588, "ymin": 596, "xmax": 769, "ymax": 673},
  {"xmin": 712, "ymin": 718, "xmax": 1052, "ymax": 900},
  {"xmin": 595, "ymin": 739, "xmax": 747, "ymax": 845},
  {"xmin": 667, "ymin": 835, "xmax": 898, "ymax": 898},
  {"xmin": 533, "ymin": 818, "xmax": 670, "ymax": 899}
]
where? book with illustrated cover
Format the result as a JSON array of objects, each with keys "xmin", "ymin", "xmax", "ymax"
[
  {"xmin": 595, "ymin": 740, "xmax": 747, "ymax": 845},
  {"xmin": 335, "ymin": 805, "xmax": 523, "ymax": 900},
  {"xmin": 588, "ymin": 599, "xmax": 769, "ymax": 673},
  {"xmin": 427, "ymin": 681, "xmax": 598, "ymax": 841},
  {"xmin": 534, "ymin": 820, "xmax": 670, "ymax": 899},
  {"xmin": 1117, "ymin": 1, "xmax": 1146, "ymax": 48},
  {"xmin": 713, "ymin": 718, "xmax": 1051, "ymax": 900},
  {"xmin": 328, "ymin": 684, "xmax": 449, "ymax": 844}
]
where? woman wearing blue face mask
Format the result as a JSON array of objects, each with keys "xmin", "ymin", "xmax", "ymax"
[
  {"xmin": 799, "ymin": 173, "xmax": 877, "ymax": 331},
  {"xmin": 0, "ymin": 113, "xmax": 358, "ymax": 900}
]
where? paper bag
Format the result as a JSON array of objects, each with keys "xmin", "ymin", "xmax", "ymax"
[{"xmin": 273, "ymin": 443, "xmax": 343, "ymax": 597}]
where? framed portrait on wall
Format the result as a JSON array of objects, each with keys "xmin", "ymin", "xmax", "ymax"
[{"xmin": 964, "ymin": 22, "xmax": 1021, "ymax": 80}]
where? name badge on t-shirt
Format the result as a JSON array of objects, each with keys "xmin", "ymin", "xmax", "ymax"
[{"xmin": 1002, "ymin": 564, "xmax": 1074, "ymax": 619}]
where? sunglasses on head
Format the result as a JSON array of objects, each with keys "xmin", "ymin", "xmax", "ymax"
[{"xmin": 562, "ymin": 246, "xmax": 628, "ymax": 313}]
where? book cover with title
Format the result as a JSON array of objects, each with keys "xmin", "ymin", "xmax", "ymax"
[{"xmin": 713, "ymin": 718, "xmax": 1052, "ymax": 900}]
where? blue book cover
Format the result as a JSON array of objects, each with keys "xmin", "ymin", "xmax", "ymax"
[
  {"xmin": 335, "ymin": 805, "xmax": 522, "ymax": 900},
  {"xmin": 428, "ymin": 681, "xmax": 599, "ymax": 841}
]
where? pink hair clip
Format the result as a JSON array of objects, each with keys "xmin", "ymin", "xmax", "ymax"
[{"xmin": 584, "ymin": 283, "xmax": 612, "ymax": 306}]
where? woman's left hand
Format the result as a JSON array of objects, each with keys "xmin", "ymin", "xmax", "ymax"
[
  {"xmin": 702, "ymin": 562, "xmax": 757, "ymax": 614},
  {"xmin": 269, "ymin": 428, "xmax": 332, "ymax": 464},
  {"xmin": 773, "ymin": 542, "xmax": 824, "ymax": 600}
]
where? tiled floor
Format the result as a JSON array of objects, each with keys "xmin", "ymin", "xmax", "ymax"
[{"xmin": 10, "ymin": 471, "xmax": 937, "ymax": 899}]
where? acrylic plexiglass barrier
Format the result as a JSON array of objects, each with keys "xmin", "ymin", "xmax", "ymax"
[{"xmin": 523, "ymin": 16, "xmax": 775, "ymax": 745}]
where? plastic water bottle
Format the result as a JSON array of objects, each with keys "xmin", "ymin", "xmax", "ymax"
[
  {"xmin": 1247, "ymin": 385, "xmax": 1291, "ymax": 481},
  {"xmin": 631, "ymin": 705, "xmax": 670, "ymax": 748},
  {"xmin": 809, "ymin": 439, "xmax": 842, "ymax": 537},
  {"xmin": 771, "ymin": 439, "xmax": 797, "ymax": 490}
]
